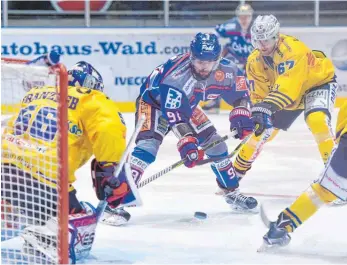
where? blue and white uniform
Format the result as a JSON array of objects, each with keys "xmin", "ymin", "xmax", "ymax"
[{"xmin": 215, "ymin": 17, "xmax": 254, "ymax": 71}]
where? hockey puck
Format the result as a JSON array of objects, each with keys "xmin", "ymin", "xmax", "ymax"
[{"xmin": 194, "ymin": 211, "xmax": 207, "ymax": 219}]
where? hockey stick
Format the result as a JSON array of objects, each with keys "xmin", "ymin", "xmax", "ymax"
[
  {"xmin": 137, "ymin": 130, "xmax": 237, "ymax": 189},
  {"xmin": 195, "ymin": 131, "xmax": 254, "ymax": 166},
  {"xmin": 95, "ymin": 115, "xmax": 146, "ymax": 220}
]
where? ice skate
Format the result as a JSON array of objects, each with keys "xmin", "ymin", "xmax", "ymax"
[
  {"xmin": 224, "ymin": 188, "xmax": 258, "ymax": 212},
  {"xmin": 101, "ymin": 206, "xmax": 131, "ymax": 226}
]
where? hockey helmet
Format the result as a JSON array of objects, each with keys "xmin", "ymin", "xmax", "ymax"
[
  {"xmin": 68, "ymin": 61, "xmax": 104, "ymax": 91},
  {"xmin": 190, "ymin": 33, "xmax": 222, "ymax": 80},
  {"xmin": 251, "ymin": 15, "xmax": 280, "ymax": 54},
  {"xmin": 235, "ymin": 3, "xmax": 254, "ymax": 17},
  {"xmin": 190, "ymin": 32, "xmax": 222, "ymax": 62}
]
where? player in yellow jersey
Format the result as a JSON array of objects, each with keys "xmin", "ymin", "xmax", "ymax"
[
  {"xmin": 260, "ymin": 100, "xmax": 347, "ymax": 249},
  {"xmin": 1, "ymin": 54, "xmax": 140, "ymax": 262},
  {"xmin": 233, "ymin": 15, "xmax": 338, "ymax": 180}
]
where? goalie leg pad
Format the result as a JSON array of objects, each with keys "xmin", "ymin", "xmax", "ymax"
[
  {"xmin": 21, "ymin": 201, "xmax": 98, "ymax": 264},
  {"xmin": 318, "ymin": 135, "xmax": 347, "ymax": 201}
]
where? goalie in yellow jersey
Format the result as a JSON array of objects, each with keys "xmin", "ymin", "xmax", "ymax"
[
  {"xmin": 260, "ymin": 101, "xmax": 347, "ymax": 249},
  {"xmin": 1, "ymin": 54, "xmax": 140, "ymax": 263},
  {"xmin": 233, "ymin": 15, "xmax": 338, "ymax": 180}
]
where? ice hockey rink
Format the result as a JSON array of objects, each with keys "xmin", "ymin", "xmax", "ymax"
[{"xmin": 68, "ymin": 109, "xmax": 345, "ymax": 264}]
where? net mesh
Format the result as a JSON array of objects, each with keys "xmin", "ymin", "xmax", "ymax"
[{"xmin": 1, "ymin": 59, "xmax": 68, "ymax": 264}]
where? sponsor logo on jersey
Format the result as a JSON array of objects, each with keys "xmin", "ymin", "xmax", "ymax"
[
  {"xmin": 182, "ymin": 76, "xmax": 196, "ymax": 95},
  {"xmin": 269, "ymin": 84, "xmax": 280, "ymax": 91},
  {"xmin": 191, "ymin": 107, "xmax": 210, "ymax": 131},
  {"xmin": 207, "ymin": 94, "xmax": 220, "ymax": 100},
  {"xmin": 4, "ymin": 133, "xmax": 47, "ymax": 153},
  {"xmin": 226, "ymin": 72, "xmax": 234, "ymax": 79},
  {"xmin": 214, "ymin": 158, "xmax": 232, "ymax": 170},
  {"xmin": 214, "ymin": 70, "xmax": 225, "ymax": 82},
  {"xmin": 68, "ymin": 121, "xmax": 83, "ymax": 136},
  {"xmin": 139, "ymin": 100, "xmax": 151, "ymax": 131},
  {"xmin": 236, "ymin": 76, "xmax": 248, "ymax": 91},
  {"xmin": 165, "ymin": 88, "xmax": 182, "ymax": 109}
]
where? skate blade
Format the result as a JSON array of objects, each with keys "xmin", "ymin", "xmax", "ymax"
[
  {"xmin": 101, "ymin": 215, "xmax": 129, "ymax": 226},
  {"xmin": 257, "ymin": 241, "xmax": 283, "ymax": 253},
  {"xmin": 229, "ymin": 204, "xmax": 259, "ymax": 214}
]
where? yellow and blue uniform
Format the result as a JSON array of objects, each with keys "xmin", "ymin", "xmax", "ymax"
[
  {"xmin": 235, "ymin": 34, "xmax": 337, "ymax": 175},
  {"xmin": 336, "ymin": 100, "xmax": 347, "ymax": 142},
  {"xmin": 278, "ymin": 101, "xmax": 347, "ymax": 233},
  {"xmin": 2, "ymin": 85, "xmax": 126, "ymax": 192}
]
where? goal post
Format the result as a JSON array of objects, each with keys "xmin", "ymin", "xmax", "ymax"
[{"xmin": 1, "ymin": 58, "xmax": 69, "ymax": 264}]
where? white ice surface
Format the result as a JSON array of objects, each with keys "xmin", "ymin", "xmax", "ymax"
[
  {"xmin": 1, "ymin": 110, "xmax": 346, "ymax": 264},
  {"xmin": 73, "ymin": 110, "xmax": 346, "ymax": 264}
]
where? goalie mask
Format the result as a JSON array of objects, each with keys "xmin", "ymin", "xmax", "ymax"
[
  {"xmin": 251, "ymin": 15, "xmax": 280, "ymax": 56},
  {"xmin": 68, "ymin": 61, "xmax": 104, "ymax": 91},
  {"xmin": 190, "ymin": 32, "xmax": 221, "ymax": 80}
]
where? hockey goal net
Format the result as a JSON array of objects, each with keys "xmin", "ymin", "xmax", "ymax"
[{"xmin": 1, "ymin": 58, "xmax": 69, "ymax": 264}]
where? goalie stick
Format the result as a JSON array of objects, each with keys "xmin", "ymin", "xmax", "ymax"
[
  {"xmin": 96, "ymin": 115, "xmax": 146, "ymax": 220},
  {"xmin": 137, "ymin": 130, "xmax": 237, "ymax": 189}
]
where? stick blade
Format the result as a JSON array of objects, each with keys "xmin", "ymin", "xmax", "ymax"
[{"xmin": 259, "ymin": 204, "xmax": 271, "ymax": 228}]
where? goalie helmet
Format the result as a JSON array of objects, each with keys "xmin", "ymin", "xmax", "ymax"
[
  {"xmin": 68, "ymin": 61, "xmax": 104, "ymax": 91},
  {"xmin": 251, "ymin": 15, "xmax": 280, "ymax": 52}
]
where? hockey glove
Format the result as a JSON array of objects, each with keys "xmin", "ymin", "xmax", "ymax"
[
  {"xmin": 177, "ymin": 136, "xmax": 204, "ymax": 168},
  {"xmin": 229, "ymin": 107, "xmax": 254, "ymax": 139},
  {"xmin": 251, "ymin": 103, "xmax": 274, "ymax": 137},
  {"xmin": 91, "ymin": 158, "xmax": 129, "ymax": 208}
]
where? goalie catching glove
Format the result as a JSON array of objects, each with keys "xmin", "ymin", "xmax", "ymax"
[{"xmin": 91, "ymin": 158, "xmax": 130, "ymax": 208}]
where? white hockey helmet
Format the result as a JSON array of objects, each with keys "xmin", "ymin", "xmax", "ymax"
[{"xmin": 251, "ymin": 15, "xmax": 280, "ymax": 51}]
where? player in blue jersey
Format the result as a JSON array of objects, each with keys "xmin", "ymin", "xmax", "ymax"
[
  {"xmin": 203, "ymin": 3, "xmax": 254, "ymax": 113},
  {"xmin": 101, "ymin": 32, "xmax": 259, "ymax": 226}
]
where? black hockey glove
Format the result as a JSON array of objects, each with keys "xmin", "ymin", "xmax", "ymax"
[
  {"xmin": 91, "ymin": 158, "xmax": 129, "ymax": 208},
  {"xmin": 251, "ymin": 102, "xmax": 275, "ymax": 137}
]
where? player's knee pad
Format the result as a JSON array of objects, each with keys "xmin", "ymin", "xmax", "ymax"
[
  {"xmin": 202, "ymin": 133, "xmax": 228, "ymax": 157},
  {"xmin": 210, "ymin": 152, "xmax": 239, "ymax": 189},
  {"xmin": 131, "ymin": 142, "xmax": 157, "ymax": 183}
]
